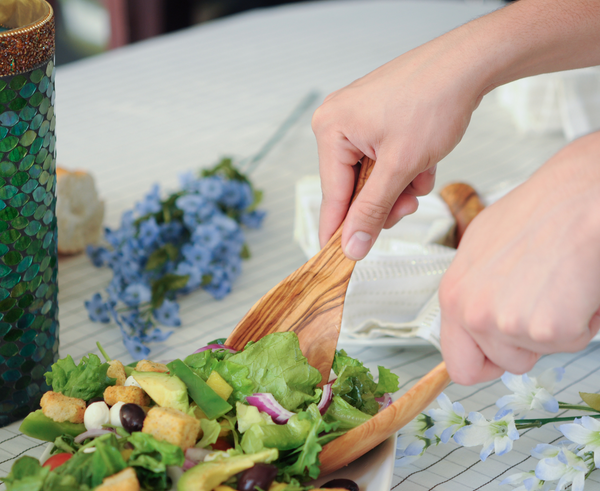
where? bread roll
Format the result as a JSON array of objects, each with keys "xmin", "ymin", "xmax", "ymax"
[{"xmin": 56, "ymin": 167, "xmax": 104, "ymax": 255}]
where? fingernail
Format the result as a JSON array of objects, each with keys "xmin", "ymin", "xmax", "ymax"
[
  {"xmin": 427, "ymin": 164, "xmax": 437, "ymax": 175},
  {"xmin": 345, "ymin": 231, "xmax": 372, "ymax": 260}
]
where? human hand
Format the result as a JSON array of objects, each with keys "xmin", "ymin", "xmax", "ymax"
[
  {"xmin": 312, "ymin": 35, "xmax": 487, "ymax": 259},
  {"xmin": 439, "ymin": 131, "xmax": 600, "ymax": 385}
]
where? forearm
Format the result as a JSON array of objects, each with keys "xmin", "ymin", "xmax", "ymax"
[{"xmin": 429, "ymin": 0, "xmax": 600, "ymax": 100}]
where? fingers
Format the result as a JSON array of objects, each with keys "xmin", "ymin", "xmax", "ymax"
[
  {"xmin": 341, "ymin": 152, "xmax": 426, "ymax": 260},
  {"xmin": 441, "ymin": 312, "xmax": 505, "ymax": 385},
  {"xmin": 315, "ymin": 132, "xmax": 365, "ymax": 248}
]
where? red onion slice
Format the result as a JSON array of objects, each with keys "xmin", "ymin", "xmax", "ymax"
[
  {"xmin": 317, "ymin": 383, "xmax": 333, "ymax": 415},
  {"xmin": 185, "ymin": 447, "xmax": 212, "ymax": 464},
  {"xmin": 74, "ymin": 428, "xmax": 116, "ymax": 444},
  {"xmin": 375, "ymin": 393, "xmax": 392, "ymax": 411},
  {"xmin": 193, "ymin": 344, "xmax": 237, "ymax": 354},
  {"xmin": 246, "ymin": 393, "xmax": 295, "ymax": 424}
]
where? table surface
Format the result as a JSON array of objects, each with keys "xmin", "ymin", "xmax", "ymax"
[{"xmin": 2, "ymin": 1, "xmax": 599, "ymax": 490}]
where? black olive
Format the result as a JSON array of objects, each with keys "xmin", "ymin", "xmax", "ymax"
[
  {"xmin": 237, "ymin": 463, "xmax": 278, "ymax": 491},
  {"xmin": 86, "ymin": 397, "xmax": 104, "ymax": 407},
  {"xmin": 120, "ymin": 403, "xmax": 146, "ymax": 433},
  {"xmin": 322, "ymin": 479, "xmax": 359, "ymax": 491}
]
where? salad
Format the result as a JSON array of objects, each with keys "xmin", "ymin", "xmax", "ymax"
[{"xmin": 0, "ymin": 332, "xmax": 399, "ymax": 491}]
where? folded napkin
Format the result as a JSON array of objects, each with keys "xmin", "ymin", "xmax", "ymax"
[
  {"xmin": 294, "ymin": 176, "xmax": 458, "ymax": 349},
  {"xmin": 496, "ymin": 67, "xmax": 600, "ymax": 141}
]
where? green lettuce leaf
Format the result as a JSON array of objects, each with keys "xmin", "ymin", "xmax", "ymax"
[
  {"xmin": 197, "ymin": 418, "xmax": 222, "ymax": 448},
  {"xmin": 331, "ymin": 349, "xmax": 399, "ymax": 416},
  {"xmin": 0, "ymin": 456, "xmax": 49, "ymax": 491},
  {"xmin": 90, "ymin": 434, "xmax": 127, "ymax": 488},
  {"xmin": 225, "ymin": 332, "xmax": 321, "ymax": 411},
  {"xmin": 375, "ymin": 366, "xmax": 400, "ymax": 397},
  {"xmin": 278, "ymin": 405, "xmax": 328, "ymax": 482},
  {"xmin": 323, "ymin": 396, "xmax": 372, "ymax": 430},
  {"xmin": 45, "ymin": 354, "xmax": 116, "ymax": 400},
  {"xmin": 127, "ymin": 432, "xmax": 185, "ymax": 473}
]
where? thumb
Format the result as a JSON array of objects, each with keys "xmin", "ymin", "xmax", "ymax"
[{"xmin": 341, "ymin": 155, "xmax": 419, "ymax": 260}]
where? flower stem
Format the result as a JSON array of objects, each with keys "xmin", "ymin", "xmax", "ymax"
[
  {"xmin": 558, "ymin": 402, "xmax": 600, "ymax": 413},
  {"xmin": 515, "ymin": 414, "xmax": 600, "ymax": 429}
]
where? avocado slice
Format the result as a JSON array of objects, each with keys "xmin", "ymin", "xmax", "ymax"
[
  {"xmin": 132, "ymin": 370, "xmax": 189, "ymax": 412},
  {"xmin": 167, "ymin": 359, "xmax": 232, "ymax": 420},
  {"xmin": 177, "ymin": 449, "xmax": 278, "ymax": 491}
]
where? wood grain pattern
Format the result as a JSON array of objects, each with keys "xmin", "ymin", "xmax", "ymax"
[
  {"xmin": 319, "ymin": 362, "xmax": 451, "ymax": 475},
  {"xmin": 439, "ymin": 182, "xmax": 485, "ymax": 247},
  {"xmin": 226, "ymin": 158, "xmax": 376, "ymax": 384}
]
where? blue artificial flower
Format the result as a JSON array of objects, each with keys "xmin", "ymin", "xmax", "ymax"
[
  {"xmin": 153, "ymin": 299, "xmax": 181, "ymax": 327},
  {"xmin": 197, "ymin": 176, "xmax": 225, "ymax": 201},
  {"xmin": 211, "ymin": 214, "xmax": 239, "ymax": 235},
  {"xmin": 174, "ymin": 260, "xmax": 203, "ymax": 291},
  {"xmin": 175, "ymin": 194, "xmax": 209, "ymax": 215},
  {"xmin": 178, "ymin": 170, "xmax": 198, "ymax": 193},
  {"xmin": 220, "ymin": 180, "xmax": 244, "ymax": 208},
  {"xmin": 84, "ymin": 293, "xmax": 111, "ymax": 323},
  {"xmin": 212, "ymin": 240, "xmax": 243, "ymax": 262},
  {"xmin": 181, "ymin": 243, "xmax": 211, "ymax": 270},
  {"xmin": 241, "ymin": 210, "xmax": 267, "ymax": 229},
  {"xmin": 138, "ymin": 216, "xmax": 161, "ymax": 248},
  {"xmin": 139, "ymin": 327, "xmax": 173, "ymax": 343},
  {"xmin": 87, "ymin": 245, "xmax": 107, "ymax": 267},
  {"xmin": 159, "ymin": 221, "xmax": 184, "ymax": 243},
  {"xmin": 121, "ymin": 283, "xmax": 151, "ymax": 307},
  {"xmin": 192, "ymin": 224, "xmax": 222, "ymax": 250},
  {"xmin": 203, "ymin": 266, "xmax": 231, "ymax": 300},
  {"xmin": 120, "ymin": 328, "xmax": 150, "ymax": 360},
  {"xmin": 135, "ymin": 183, "xmax": 162, "ymax": 215}
]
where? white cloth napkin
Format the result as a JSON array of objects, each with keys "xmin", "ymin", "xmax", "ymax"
[
  {"xmin": 496, "ymin": 67, "xmax": 600, "ymax": 141},
  {"xmin": 294, "ymin": 176, "xmax": 457, "ymax": 349}
]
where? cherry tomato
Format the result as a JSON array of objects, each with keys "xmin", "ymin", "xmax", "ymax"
[
  {"xmin": 43, "ymin": 453, "xmax": 72, "ymax": 470},
  {"xmin": 211, "ymin": 438, "xmax": 233, "ymax": 451}
]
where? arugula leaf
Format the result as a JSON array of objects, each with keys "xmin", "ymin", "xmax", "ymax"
[
  {"xmin": 226, "ymin": 332, "xmax": 321, "ymax": 411},
  {"xmin": 45, "ymin": 354, "xmax": 116, "ymax": 400},
  {"xmin": 0, "ymin": 456, "xmax": 49, "ymax": 491}
]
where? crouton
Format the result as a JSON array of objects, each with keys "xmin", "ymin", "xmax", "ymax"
[
  {"xmin": 104, "ymin": 386, "xmax": 150, "ymax": 407},
  {"xmin": 135, "ymin": 359, "xmax": 169, "ymax": 373},
  {"xmin": 107, "ymin": 360, "xmax": 127, "ymax": 386},
  {"xmin": 142, "ymin": 406, "xmax": 200, "ymax": 450},
  {"xmin": 95, "ymin": 467, "xmax": 140, "ymax": 491},
  {"xmin": 40, "ymin": 391, "xmax": 85, "ymax": 423}
]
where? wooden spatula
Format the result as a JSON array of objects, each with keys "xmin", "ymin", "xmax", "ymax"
[{"xmin": 226, "ymin": 157, "xmax": 376, "ymax": 383}]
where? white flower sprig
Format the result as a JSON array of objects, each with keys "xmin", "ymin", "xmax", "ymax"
[{"xmin": 396, "ymin": 367, "xmax": 600, "ymax": 491}]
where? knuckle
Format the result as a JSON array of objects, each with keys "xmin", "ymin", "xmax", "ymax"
[{"xmin": 353, "ymin": 199, "xmax": 392, "ymax": 226}]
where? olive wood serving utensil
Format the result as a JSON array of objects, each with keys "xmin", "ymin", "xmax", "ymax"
[
  {"xmin": 318, "ymin": 181, "xmax": 486, "ymax": 475},
  {"xmin": 226, "ymin": 157, "xmax": 376, "ymax": 383}
]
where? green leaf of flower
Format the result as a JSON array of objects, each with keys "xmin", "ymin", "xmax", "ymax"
[{"xmin": 151, "ymin": 274, "xmax": 189, "ymax": 308}]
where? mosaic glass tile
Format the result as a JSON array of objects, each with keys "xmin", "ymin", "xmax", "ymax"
[{"xmin": 0, "ymin": 56, "xmax": 57, "ymax": 427}]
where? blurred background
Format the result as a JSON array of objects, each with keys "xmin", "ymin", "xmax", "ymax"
[{"xmin": 47, "ymin": 0, "xmax": 310, "ymax": 65}]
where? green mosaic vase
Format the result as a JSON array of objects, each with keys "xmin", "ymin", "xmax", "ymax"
[{"xmin": 0, "ymin": 0, "xmax": 58, "ymax": 427}]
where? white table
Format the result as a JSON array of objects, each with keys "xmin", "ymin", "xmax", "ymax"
[{"xmin": 2, "ymin": 2, "xmax": 599, "ymax": 490}]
